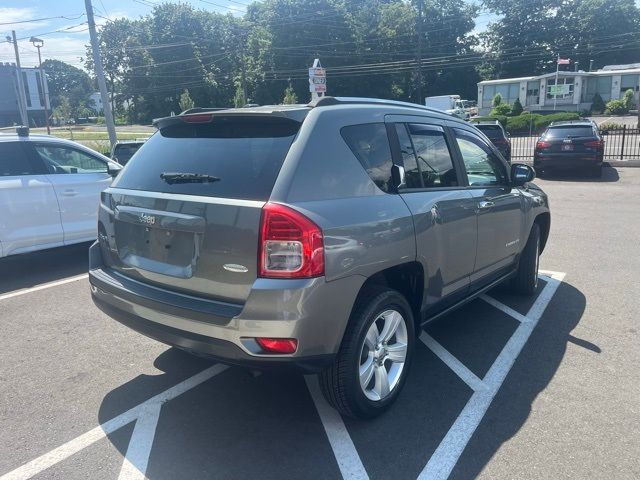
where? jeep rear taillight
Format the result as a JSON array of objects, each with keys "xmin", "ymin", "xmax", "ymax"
[
  {"xmin": 258, "ymin": 203, "xmax": 324, "ymax": 278},
  {"xmin": 536, "ymin": 140, "xmax": 551, "ymax": 149},
  {"xmin": 585, "ymin": 140, "xmax": 603, "ymax": 148}
]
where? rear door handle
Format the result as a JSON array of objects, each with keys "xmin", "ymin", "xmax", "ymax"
[
  {"xmin": 477, "ymin": 201, "xmax": 494, "ymax": 210},
  {"xmin": 61, "ymin": 189, "xmax": 78, "ymax": 197}
]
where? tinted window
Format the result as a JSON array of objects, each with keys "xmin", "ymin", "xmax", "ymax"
[
  {"xmin": 407, "ymin": 124, "xmax": 458, "ymax": 188},
  {"xmin": 34, "ymin": 145, "xmax": 107, "ymax": 174},
  {"xmin": 113, "ymin": 117, "xmax": 299, "ymax": 200},
  {"xmin": 113, "ymin": 143, "xmax": 143, "ymax": 165},
  {"xmin": 476, "ymin": 125, "xmax": 504, "ymax": 139},
  {"xmin": 0, "ymin": 142, "xmax": 34, "ymax": 176},
  {"xmin": 454, "ymin": 128, "xmax": 507, "ymax": 187},
  {"xmin": 545, "ymin": 126, "xmax": 594, "ymax": 138},
  {"xmin": 341, "ymin": 123, "xmax": 393, "ymax": 193},
  {"xmin": 394, "ymin": 124, "xmax": 421, "ymax": 189}
]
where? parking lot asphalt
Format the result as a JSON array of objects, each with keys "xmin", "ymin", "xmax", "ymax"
[{"xmin": 1, "ymin": 167, "xmax": 638, "ymax": 480}]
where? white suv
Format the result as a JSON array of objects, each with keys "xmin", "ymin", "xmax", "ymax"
[{"xmin": 0, "ymin": 129, "xmax": 121, "ymax": 258}]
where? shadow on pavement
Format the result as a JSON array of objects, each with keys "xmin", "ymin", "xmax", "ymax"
[
  {"xmin": 96, "ymin": 279, "xmax": 586, "ymax": 479},
  {"xmin": 450, "ymin": 279, "xmax": 587, "ymax": 479},
  {"xmin": 540, "ymin": 166, "xmax": 619, "ymax": 182},
  {"xmin": 0, "ymin": 242, "xmax": 92, "ymax": 294}
]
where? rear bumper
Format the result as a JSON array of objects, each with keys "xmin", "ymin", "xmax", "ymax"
[
  {"xmin": 89, "ymin": 242, "xmax": 364, "ymax": 373},
  {"xmin": 534, "ymin": 153, "xmax": 602, "ymax": 170}
]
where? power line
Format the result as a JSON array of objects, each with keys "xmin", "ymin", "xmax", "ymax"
[{"xmin": 0, "ymin": 14, "xmax": 85, "ymax": 27}]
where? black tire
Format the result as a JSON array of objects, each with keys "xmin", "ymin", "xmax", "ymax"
[
  {"xmin": 511, "ymin": 223, "xmax": 541, "ymax": 295},
  {"xmin": 319, "ymin": 287, "xmax": 415, "ymax": 419}
]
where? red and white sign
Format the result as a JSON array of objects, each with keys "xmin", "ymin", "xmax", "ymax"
[
  {"xmin": 557, "ymin": 58, "xmax": 570, "ymax": 65},
  {"xmin": 309, "ymin": 59, "xmax": 327, "ymax": 95}
]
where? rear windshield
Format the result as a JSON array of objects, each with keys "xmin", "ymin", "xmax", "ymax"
[
  {"xmin": 476, "ymin": 125, "xmax": 503, "ymax": 138},
  {"xmin": 112, "ymin": 117, "xmax": 299, "ymax": 200},
  {"xmin": 545, "ymin": 126, "xmax": 594, "ymax": 138}
]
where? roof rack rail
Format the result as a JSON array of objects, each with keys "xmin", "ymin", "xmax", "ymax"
[{"xmin": 308, "ymin": 96, "xmax": 444, "ymax": 115}]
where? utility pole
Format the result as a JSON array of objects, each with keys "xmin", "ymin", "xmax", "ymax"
[
  {"xmin": 9, "ymin": 31, "xmax": 28, "ymax": 126},
  {"xmin": 85, "ymin": 0, "xmax": 116, "ymax": 148},
  {"xmin": 589, "ymin": 59, "xmax": 594, "ymax": 72},
  {"xmin": 30, "ymin": 37, "xmax": 50, "ymax": 134},
  {"xmin": 416, "ymin": 0, "xmax": 424, "ymax": 105}
]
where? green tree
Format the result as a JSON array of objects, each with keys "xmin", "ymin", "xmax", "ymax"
[
  {"xmin": 511, "ymin": 97, "xmax": 523, "ymax": 115},
  {"xmin": 591, "ymin": 93, "xmax": 606, "ymax": 113},
  {"xmin": 282, "ymin": 85, "xmax": 298, "ymax": 104},
  {"xmin": 179, "ymin": 89, "xmax": 195, "ymax": 112},
  {"xmin": 42, "ymin": 60, "xmax": 93, "ymax": 111},
  {"xmin": 492, "ymin": 93, "xmax": 502, "ymax": 106},
  {"xmin": 491, "ymin": 103, "xmax": 511, "ymax": 116},
  {"xmin": 234, "ymin": 84, "xmax": 246, "ymax": 107},
  {"xmin": 52, "ymin": 95, "xmax": 72, "ymax": 123},
  {"xmin": 623, "ymin": 89, "xmax": 635, "ymax": 111},
  {"xmin": 480, "ymin": 0, "xmax": 640, "ymax": 78}
]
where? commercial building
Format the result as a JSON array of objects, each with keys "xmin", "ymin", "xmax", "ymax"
[
  {"xmin": 0, "ymin": 62, "xmax": 50, "ymax": 127},
  {"xmin": 477, "ymin": 65, "xmax": 640, "ymax": 115}
]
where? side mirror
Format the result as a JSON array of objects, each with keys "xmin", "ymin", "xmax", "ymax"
[
  {"xmin": 107, "ymin": 162, "xmax": 123, "ymax": 178},
  {"xmin": 391, "ymin": 164, "xmax": 406, "ymax": 190},
  {"xmin": 511, "ymin": 163, "xmax": 535, "ymax": 187}
]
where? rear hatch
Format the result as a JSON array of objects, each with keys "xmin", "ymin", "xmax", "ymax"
[
  {"xmin": 102, "ymin": 114, "xmax": 301, "ymax": 303},
  {"xmin": 476, "ymin": 125, "xmax": 508, "ymax": 149},
  {"xmin": 542, "ymin": 125, "xmax": 599, "ymax": 155}
]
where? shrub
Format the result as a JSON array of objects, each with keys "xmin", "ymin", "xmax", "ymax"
[
  {"xmin": 591, "ymin": 93, "xmax": 605, "ymax": 114},
  {"xmin": 511, "ymin": 98, "xmax": 524, "ymax": 116},
  {"xmin": 282, "ymin": 86, "xmax": 298, "ymax": 105},
  {"xmin": 491, "ymin": 103, "xmax": 512, "ymax": 116},
  {"xmin": 96, "ymin": 116, "xmax": 105, "ymax": 125},
  {"xmin": 492, "ymin": 93, "xmax": 502, "ymax": 107},
  {"xmin": 623, "ymin": 89, "xmax": 635, "ymax": 111},
  {"xmin": 598, "ymin": 121, "xmax": 625, "ymax": 131},
  {"xmin": 505, "ymin": 113, "xmax": 537, "ymax": 134},
  {"xmin": 533, "ymin": 112, "xmax": 580, "ymax": 132},
  {"xmin": 604, "ymin": 99, "xmax": 628, "ymax": 115}
]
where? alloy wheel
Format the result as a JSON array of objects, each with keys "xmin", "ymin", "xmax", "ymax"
[{"xmin": 358, "ymin": 309, "xmax": 408, "ymax": 401}]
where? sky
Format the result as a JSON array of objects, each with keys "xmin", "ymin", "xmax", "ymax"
[{"xmin": 0, "ymin": 0, "xmax": 494, "ymax": 70}]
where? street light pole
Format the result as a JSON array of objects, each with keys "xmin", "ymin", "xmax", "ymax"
[
  {"xmin": 30, "ymin": 37, "xmax": 50, "ymax": 135},
  {"xmin": 85, "ymin": 0, "xmax": 117, "ymax": 148},
  {"xmin": 8, "ymin": 31, "xmax": 29, "ymax": 126}
]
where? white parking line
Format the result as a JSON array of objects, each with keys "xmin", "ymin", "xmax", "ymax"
[
  {"xmin": 419, "ymin": 332, "xmax": 487, "ymax": 392},
  {"xmin": 0, "ymin": 274, "xmax": 88, "ymax": 302},
  {"xmin": 0, "ymin": 364, "xmax": 228, "ymax": 480},
  {"xmin": 479, "ymin": 294, "xmax": 530, "ymax": 323},
  {"xmin": 418, "ymin": 272, "xmax": 565, "ymax": 480},
  {"xmin": 304, "ymin": 376, "xmax": 370, "ymax": 480},
  {"xmin": 118, "ymin": 403, "xmax": 162, "ymax": 480}
]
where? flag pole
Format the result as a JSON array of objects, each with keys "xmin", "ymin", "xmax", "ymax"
[{"xmin": 554, "ymin": 54, "xmax": 559, "ymax": 111}]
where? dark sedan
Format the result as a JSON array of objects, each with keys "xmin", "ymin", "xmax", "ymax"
[{"xmin": 533, "ymin": 121, "xmax": 604, "ymax": 177}]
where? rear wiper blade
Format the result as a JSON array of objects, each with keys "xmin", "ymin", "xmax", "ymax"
[{"xmin": 160, "ymin": 172, "xmax": 220, "ymax": 184}]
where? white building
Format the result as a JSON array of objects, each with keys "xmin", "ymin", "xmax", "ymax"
[
  {"xmin": 477, "ymin": 65, "xmax": 640, "ymax": 115},
  {"xmin": 89, "ymin": 92, "xmax": 103, "ymax": 114}
]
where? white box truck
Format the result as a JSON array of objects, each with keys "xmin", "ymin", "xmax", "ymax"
[{"xmin": 424, "ymin": 95, "xmax": 470, "ymax": 120}]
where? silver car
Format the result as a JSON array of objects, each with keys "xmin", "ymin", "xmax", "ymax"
[{"xmin": 90, "ymin": 97, "xmax": 550, "ymax": 419}]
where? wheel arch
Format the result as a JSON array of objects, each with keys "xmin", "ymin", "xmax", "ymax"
[
  {"xmin": 534, "ymin": 212, "xmax": 550, "ymax": 253},
  {"xmin": 352, "ymin": 261, "xmax": 425, "ymax": 334}
]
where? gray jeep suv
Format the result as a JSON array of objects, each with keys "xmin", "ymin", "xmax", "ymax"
[{"xmin": 89, "ymin": 97, "xmax": 550, "ymax": 418}]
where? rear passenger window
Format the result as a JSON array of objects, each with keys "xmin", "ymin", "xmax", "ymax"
[
  {"xmin": 0, "ymin": 142, "xmax": 35, "ymax": 176},
  {"xmin": 341, "ymin": 123, "xmax": 393, "ymax": 193},
  {"xmin": 406, "ymin": 124, "xmax": 458, "ymax": 188},
  {"xmin": 394, "ymin": 124, "xmax": 422, "ymax": 189}
]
